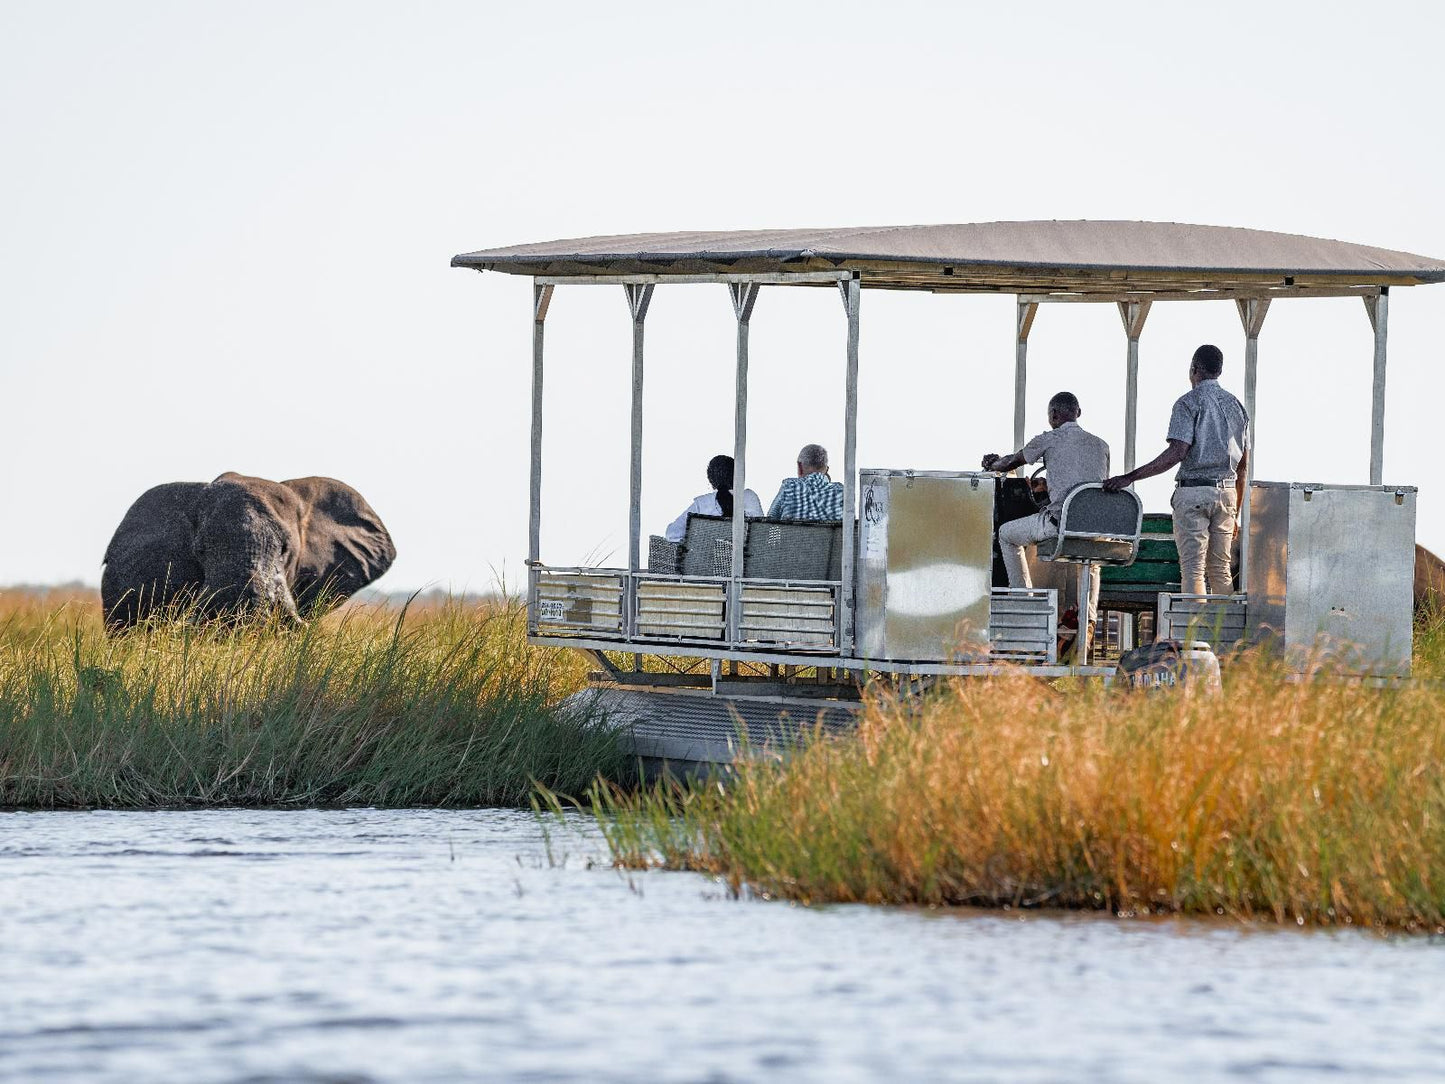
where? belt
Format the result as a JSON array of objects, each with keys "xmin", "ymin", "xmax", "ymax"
[{"xmin": 1176, "ymin": 476, "xmax": 1233, "ymax": 488}]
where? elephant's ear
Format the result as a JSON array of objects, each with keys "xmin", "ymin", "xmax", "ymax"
[{"xmin": 281, "ymin": 476, "xmax": 397, "ymax": 614}]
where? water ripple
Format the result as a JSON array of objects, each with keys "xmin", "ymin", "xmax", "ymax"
[{"xmin": 2, "ymin": 808, "xmax": 1443, "ymax": 1083}]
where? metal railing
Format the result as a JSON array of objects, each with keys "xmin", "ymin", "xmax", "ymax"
[
  {"xmin": 988, "ymin": 588, "xmax": 1058, "ymax": 663},
  {"xmin": 530, "ymin": 567, "xmax": 627, "ymax": 638},
  {"xmin": 1156, "ymin": 593, "xmax": 1248, "ymax": 649},
  {"xmin": 531, "ymin": 566, "xmax": 1074, "ymax": 668},
  {"xmin": 634, "ymin": 575, "xmax": 728, "ymax": 642},
  {"xmin": 530, "ymin": 565, "xmax": 840, "ymax": 651}
]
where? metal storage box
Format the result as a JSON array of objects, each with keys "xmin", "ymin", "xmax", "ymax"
[
  {"xmin": 1246, "ymin": 481, "xmax": 1416, "ymax": 676},
  {"xmin": 856, "ymin": 469, "xmax": 994, "ymax": 661}
]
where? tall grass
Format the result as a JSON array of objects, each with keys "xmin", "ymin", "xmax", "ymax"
[
  {"xmin": 594, "ymin": 627, "xmax": 1445, "ymax": 930},
  {"xmin": 0, "ymin": 590, "xmax": 616, "ymax": 808}
]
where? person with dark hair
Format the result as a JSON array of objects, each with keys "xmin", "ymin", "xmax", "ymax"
[
  {"xmin": 1104, "ymin": 343, "xmax": 1250, "ymax": 594},
  {"xmin": 663, "ymin": 454, "xmax": 763, "ymax": 541},
  {"xmin": 981, "ymin": 391, "xmax": 1110, "ymax": 626}
]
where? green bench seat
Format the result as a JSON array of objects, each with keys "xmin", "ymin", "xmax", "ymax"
[{"xmin": 1099, "ymin": 513, "xmax": 1180, "ymax": 610}]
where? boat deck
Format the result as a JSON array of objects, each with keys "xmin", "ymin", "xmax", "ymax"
[{"xmin": 573, "ymin": 686, "xmax": 862, "ymax": 770}]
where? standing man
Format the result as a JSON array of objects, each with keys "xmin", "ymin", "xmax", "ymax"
[
  {"xmin": 1103, "ymin": 344, "xmax": 1249, "ymax": 595},
  {"xmin": 981, "ymin": 391, "xmax": 1110, "ymax": 627}
]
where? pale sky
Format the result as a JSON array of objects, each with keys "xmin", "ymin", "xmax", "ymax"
[{"xmin": 5, "ymin": 1, "xmax": 1445, "ymax": 592}]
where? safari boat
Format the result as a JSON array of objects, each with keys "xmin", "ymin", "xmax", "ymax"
[{"xmin": 452, "ymin": 222, "xmax": 1445, "ymax": 770}]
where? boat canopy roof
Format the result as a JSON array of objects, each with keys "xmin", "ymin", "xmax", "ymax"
[{"xmin": 452, "ymin": 220, "xmax": 1445, "ymax": 297}]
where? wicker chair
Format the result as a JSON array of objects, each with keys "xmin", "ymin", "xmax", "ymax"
[
  {"xmin": 680, "ymin": 515, "xmax": 738, "ymax": 577},
  {"xmin": 743, "ymin": 518, "xmax": 841, "ymax": 581},
  {"xmin": 675, "ymin": 514, "xmax": 846, "ymax": 582},
  {"xmin": 647, "ymin": 535, "xmax": 684, "ymax": 575}
]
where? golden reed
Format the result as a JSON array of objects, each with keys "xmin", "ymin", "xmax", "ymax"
[{"xmin": 595, "ymin": 625, "xmax": 1445, "ymax": 930}]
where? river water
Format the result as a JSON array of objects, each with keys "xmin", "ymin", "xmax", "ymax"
[{"xmin": 2, "ymin": 809, "xmax": 1442, "ymax": 1083}]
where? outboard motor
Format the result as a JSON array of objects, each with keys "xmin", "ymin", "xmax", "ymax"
[{"xmin": 1116, "ymin": 639, "xmax": 1222, "ymax": 694}]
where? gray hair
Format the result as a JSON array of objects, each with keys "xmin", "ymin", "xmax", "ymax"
[{"xmin": 797, "ymin": 443, "xmax": 829, "ymax": 473}]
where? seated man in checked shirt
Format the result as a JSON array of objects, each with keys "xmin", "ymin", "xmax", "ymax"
[{"xmin": 767, "ymin": 443, "xmax": 844, "ymax": 521}]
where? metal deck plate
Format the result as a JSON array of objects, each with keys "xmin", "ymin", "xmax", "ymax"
[{"xmin": 569, "ymin": 687, "xmax": 861, "ymax": 766}]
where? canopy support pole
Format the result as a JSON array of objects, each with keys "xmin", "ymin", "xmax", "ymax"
[
  {"xmin": 1014, "ymin": 300, "xmax": 1037, "ymax": 470},
  {"xmin": 528, "ymin": 283, "xmax": 554, "ymax": 569},
  {"xmin": 1235, "ymin": 297, "xmax": 1270, "ymax": 595},
  {"xmin": 839, "ymin": 275, "xmax": 861, "ymax": 655},
  {"xmin": 1118, "ymin": 300, "xmax": 1151, "ymax": 472},
  {"xmin": 623, "ymin": 284, "xmax": 654, "ymax": 583},
  {"xmin": 1239, "ymin": 303, "xmax": 1266, "ymax": 452},
  {"xmin": 727, "ymin": 283, "xmax": 760, "ymax": 643},
  {"xmin": 1365, "ymin": 288, "xmax": 1390, "ymax": 485}
]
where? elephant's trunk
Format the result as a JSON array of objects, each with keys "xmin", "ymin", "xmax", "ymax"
[
  {"xmin": 202, "ymin": 566, "xmax": 303, "ymax": 627},
  {"xmin": 196, "ymin": 488, "xmax": 306, "ymax": 626},
  {"xmin": 259, "ymin": 565, "xmax": 305, "ymax": 626}
]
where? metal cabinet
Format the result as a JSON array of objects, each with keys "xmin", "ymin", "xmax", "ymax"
[
  {"xmin": 1246, "ymin": 481, "xmax": 1416, "ymax": 676},
  {"xmin": 856, "ymin": 469, "xmax": 995, "ymax": 661}
]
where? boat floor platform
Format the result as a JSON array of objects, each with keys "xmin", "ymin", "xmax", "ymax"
[{"xmin": 569, "ymin": 686, "xmax": 862, "ymax": 769}]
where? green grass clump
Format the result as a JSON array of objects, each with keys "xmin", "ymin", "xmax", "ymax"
[
  {"xmin": 593, "ymin": 621, "xmax": 1445, "ymax": 930},
  {"xmin": 0, "ymin": 590, "xmax": 617, "ymax": 808}
]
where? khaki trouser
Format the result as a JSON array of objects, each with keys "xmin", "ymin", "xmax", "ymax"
[
  {"xmin": 1172, "ymin": 485, "xmax": 1238, "ymax": 595},
  {"xmin": 998, "ymin": 511, "xmax": 1100, "ymax": 626}
]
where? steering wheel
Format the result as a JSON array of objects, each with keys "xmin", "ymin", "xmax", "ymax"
[{"xmin": 1028, "ymin": 465, "xmax": 1049, "ymax": 509}]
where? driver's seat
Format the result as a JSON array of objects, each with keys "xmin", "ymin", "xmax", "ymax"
[
  {"xmin": 1037, "ymin": 483, "xmax": 1144, "ymax": 663},
  {"xmin": 1040, "ymin": 484, "xmax": 1144, "ymax": 565}
]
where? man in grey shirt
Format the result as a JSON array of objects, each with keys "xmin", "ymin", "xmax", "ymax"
[
  {"xmin": 982, "ymin": 391, "xmax": 1110, "ymax": 626},
  {"xmin": 1104, "ymin": 344, "xmax": 1250, "ymax": 594}
]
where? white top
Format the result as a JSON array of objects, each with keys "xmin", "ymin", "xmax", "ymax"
[{"xmin": 664, "ymin": 489, "xmax": 764, "ymax": 542}]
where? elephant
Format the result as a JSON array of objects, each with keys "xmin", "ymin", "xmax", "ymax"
[
  {"xmin": 1416, "ymin": 544, "xmax": 1445, "ymax": 616},
  {"xmin": 101, "ymin": 472, "xmax": 396, "ymax": 630}
]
